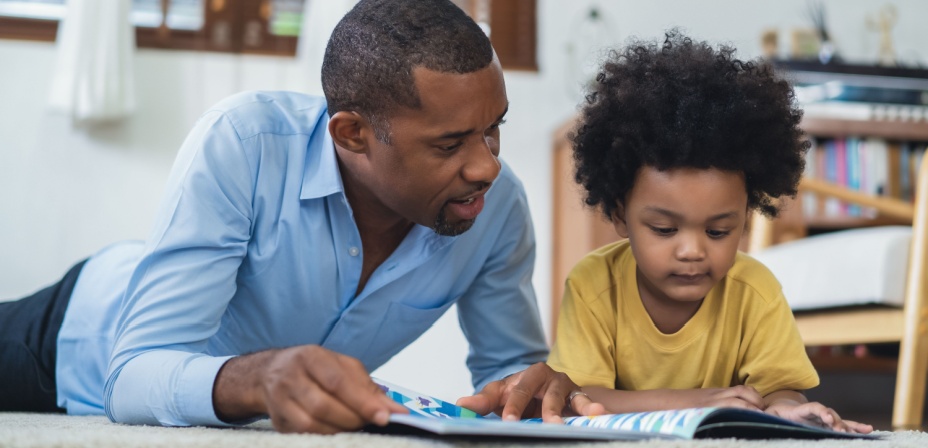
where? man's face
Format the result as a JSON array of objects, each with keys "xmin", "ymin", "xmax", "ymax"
[
  {"xmin": 359, "ymin": 61, "xmax": 509, "ymax": 236},
  {"xmin": 614, "ymin": 166, "xmax": 748, "ymax": 307}
]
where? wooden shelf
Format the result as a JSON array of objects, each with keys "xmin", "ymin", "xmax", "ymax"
[
  {"xmin": 803, "ymin": 214, "xmax": 912, "ymax": 230},
  {"xmin": 802, "ymin": 117, "xmax": 928, "ymax": 141},
  {"xmin": 809, "ymin": 354, "xmax": 899, "ymax": 374}
]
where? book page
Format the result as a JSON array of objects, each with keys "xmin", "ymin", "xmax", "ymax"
[
  {"xmin": 374, "ymin": 378, "xmax": 483, "ymax": 419},
  {"xmin": 524, "ymin": 408, "xmax": 716, "ymax": 438}
]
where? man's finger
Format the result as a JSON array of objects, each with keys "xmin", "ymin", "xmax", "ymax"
[
  {"xmin": 269, "ymin": 399, "xmax": 344, "ymax": 434},
  {"xmin": 303, "ymin": 349, "xmax": 406, "ymax": 426},
  {"xmin": 538, "ymin": 378, "xmax": 571, "ymax": 423},
  {"xmin": 292, "ymin": 381, "xmax": 370, "ymax": 431},
  {"xmin": 500, "ymin": 365, "xmax": 548, "ymax": 421},
  {"xmin": 455, "ymin": 380, "xmax": 503, "ymax": 416}
]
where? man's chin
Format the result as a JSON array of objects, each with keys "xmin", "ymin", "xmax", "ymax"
[{"xmin": 432, "ymin": 216, "xmax": 475, "ymax": 237}]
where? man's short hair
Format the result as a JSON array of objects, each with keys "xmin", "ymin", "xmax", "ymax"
[{"xmin": 321, "ymin": 0, "xmax": 494, "ymax": 141}]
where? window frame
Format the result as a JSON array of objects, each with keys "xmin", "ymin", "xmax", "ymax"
[
  {"xmin": 0, "ymin": 0, "xmax": 536, "ymax": 69},
  {"xmin": 0, "ymin": 0, "xmax": 299, "ymax": 56}
]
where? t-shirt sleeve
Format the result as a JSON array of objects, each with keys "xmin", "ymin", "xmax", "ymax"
[
  {"xmin": 738, "ymin": 290, "xmax": 820, "ymax": 397},
  {"xmin": 547, "ymin": 273, "xmax": 617, "ymax": 389}
]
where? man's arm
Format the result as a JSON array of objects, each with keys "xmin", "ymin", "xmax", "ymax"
[{"xmin": 105, "ymin": 112, "xmax": 256, "ymax": 426}]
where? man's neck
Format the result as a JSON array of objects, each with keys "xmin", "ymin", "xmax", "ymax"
[{"xmin": 336, "ymin": 152, "xmax": 415, "ymax": 296}]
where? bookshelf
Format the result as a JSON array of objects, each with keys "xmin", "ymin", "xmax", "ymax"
[{"xmin": 778, "ymin": 117, "xmax": 928, "ymax": 242}]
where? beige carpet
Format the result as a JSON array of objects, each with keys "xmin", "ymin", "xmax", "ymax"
[{"xmin": 1, "ymin": 413, "xmax": 926, "ymax": 448}]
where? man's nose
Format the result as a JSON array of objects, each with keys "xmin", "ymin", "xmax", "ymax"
[{"xmin": 462, "ymin": 137, "xmax": 501, "ymax": 184}]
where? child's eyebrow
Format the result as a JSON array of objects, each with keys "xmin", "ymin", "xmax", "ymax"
[{"xmin": 642, "ymin": 207, "xmax": 739, "ymax": 222}]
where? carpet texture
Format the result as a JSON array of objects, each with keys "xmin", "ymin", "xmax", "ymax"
[{"xmin": 1, "ymin": 413, "xmax": 926, "ymax": 448}]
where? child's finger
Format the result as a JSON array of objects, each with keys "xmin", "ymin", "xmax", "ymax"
[{"xmin": 569, "ymin": 392, "xmax": 606, "ymax": 417}]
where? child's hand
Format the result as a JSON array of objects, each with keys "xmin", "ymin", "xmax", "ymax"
[
  {"xmin": 675, "ymin": 385, "xmax": 764, "ymax": 411},
  {"xmin": 765, "ymin": 401, "xmax": 874, "ymax": 434}
]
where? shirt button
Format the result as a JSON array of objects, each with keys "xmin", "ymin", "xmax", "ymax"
[{"xmin": 348, "ymin": 246, "xmax": 360, "ymax": 257}]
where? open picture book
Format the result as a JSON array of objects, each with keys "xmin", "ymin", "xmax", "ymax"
[{"xmin": 370, "ymin": 379, "xmax": 879, "ymax": 441}]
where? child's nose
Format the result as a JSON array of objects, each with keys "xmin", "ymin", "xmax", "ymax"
[{"xmin": 675, "ymin": 234, "xmax": 707, "ymax": 261}]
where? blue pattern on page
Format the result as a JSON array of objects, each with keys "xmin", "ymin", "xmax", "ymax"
[{"xmin": 374, "ymin": 378, "xmax": 483, "ymax": 419}]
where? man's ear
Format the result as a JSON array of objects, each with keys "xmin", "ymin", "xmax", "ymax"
[
  {"xmin": 328, "ymin": 111, "xmax": 371, "ymax": 154},
  {"xmin": 611, "ymin": 203, "xmax": 629, "ymax": 239}
]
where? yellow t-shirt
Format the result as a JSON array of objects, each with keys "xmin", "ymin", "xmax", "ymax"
[{"xmin": 548, "ymin": 240, "xmax": 819, "ymax": 397}]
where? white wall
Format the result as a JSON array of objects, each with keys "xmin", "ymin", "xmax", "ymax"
[{"xmin": 2, "ymin": 0, "xmax": 927, "ymax": 404}]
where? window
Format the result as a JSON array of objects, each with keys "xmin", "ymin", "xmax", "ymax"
[
  {"xmin": 453, "ymin": 0, "xmax": 537, "ymax": 71},
  {"xmin": 0, "ymin": 0, "xmax": 536, "ymax": 68},
  {"xmin": 0, "ymin": 0, "xmax": 303, "ymax": 56}
]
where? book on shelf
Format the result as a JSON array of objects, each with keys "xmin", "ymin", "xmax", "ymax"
[
  {"xmin": 368, "ymin": 378, "xmax": 879, "ymax": 441},
  {"xmin": 803, "ymin": 137, "xmax": 926, "ymax": 220}
]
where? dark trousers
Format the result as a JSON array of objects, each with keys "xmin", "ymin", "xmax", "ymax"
[{"xmin": 0, "ymin": 260, "xmax": 86, "ymax": 412}]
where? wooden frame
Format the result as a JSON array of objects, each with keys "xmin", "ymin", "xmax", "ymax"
[{"xmin": 749, "ymin": 120, "xmax": 928, "ymax": 430}]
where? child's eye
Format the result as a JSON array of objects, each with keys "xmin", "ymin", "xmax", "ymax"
[
  {"xmin": 707, "ymin": 229, "xmax": 731, "ymax": 239},
  {"xmin": 648, "ymin": 225, "xmax": 676, "ymax": 236}
]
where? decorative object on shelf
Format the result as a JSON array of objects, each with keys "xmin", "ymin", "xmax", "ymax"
[
  {"xmin": 760, "ymin": 28, "xmax": 779, "ymax": 60},
  {"xmin": 866, "ymin": 3, "xmax": 898, "ymax": 67},
  {"xmin": 564, "ymin": 3, "xmax": 615, "ymax": 102},
  {"xmin": 806, "ymin": 0, "xmax": 841, "ymax": 64}
]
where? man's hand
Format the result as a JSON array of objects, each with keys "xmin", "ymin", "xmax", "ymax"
[
  {"xmin": 213, "ymin": 345, "xmax": 408, "ymax": 434},
  {"xmin": 455, "ymin": 363, "xmax": 606, "ymax": 423},
  {"xmin": 765, "ymin": 400, "xmax": 873, "ymax": 434}
]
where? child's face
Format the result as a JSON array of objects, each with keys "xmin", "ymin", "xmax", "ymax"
[{"xmin": 613, "ymin": 166, "xmax": 747, "ymax": 306}]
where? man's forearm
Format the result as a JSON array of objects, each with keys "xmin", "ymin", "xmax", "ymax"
[{"xmin": 213, "ymin": 349, "xmax": 278, "ymax": 422}]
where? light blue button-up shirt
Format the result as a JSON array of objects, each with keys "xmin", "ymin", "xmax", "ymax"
[{"xmin": 55, "ymin": 91, "xmax": 548, "ymax": 426}]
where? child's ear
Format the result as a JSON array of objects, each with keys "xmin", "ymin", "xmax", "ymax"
[
  {"xmin": 611, "ymin": 204, "xmax": 629, "ymax": 239},
  {"xmin": 328, "ymin": 111, "xmax": 371, "ymax": 155}
]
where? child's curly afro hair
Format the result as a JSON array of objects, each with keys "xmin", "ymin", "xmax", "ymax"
[{"xmin": 571, "ymin": 30, "xmax": 808, "ymax": 220}]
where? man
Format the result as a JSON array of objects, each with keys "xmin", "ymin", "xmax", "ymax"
[{"xmin": 0, "ymin": 0, "xmax": 602, "ymax": 434}]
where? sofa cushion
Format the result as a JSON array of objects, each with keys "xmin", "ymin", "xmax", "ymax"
[{"xmin": 751, "ymin": 226, "xmax": 911, "ymax": 311}]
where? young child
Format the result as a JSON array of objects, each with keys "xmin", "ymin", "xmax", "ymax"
[{"xmin": 548, "ymin": 31, "xmax": 873, "ymax": 434}]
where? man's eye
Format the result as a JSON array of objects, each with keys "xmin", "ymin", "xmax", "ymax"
[
  {"xmin": 489, "ymin": 119, "xmax": 507, "ymax": 130},
  {"xmin": 440, "ymin": 142, "xmax": 464, "ymax": 151}
]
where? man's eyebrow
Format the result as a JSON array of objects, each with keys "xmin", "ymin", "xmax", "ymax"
[
  {"xmin": 641, "ymin": 207, "xmax": 739, "ymax": 221},
  {"xmin": 435, "ymin": 104, "xmax": 509, "ymax": 140}
]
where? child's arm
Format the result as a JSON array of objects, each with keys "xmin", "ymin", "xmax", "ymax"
[
  {"xmin": 763, "ymin": 390, "xmax": 873, "ymax": 434},
  {"xmin": 584, "ymin": 385, "xmax": 764, "ymax": 414}
]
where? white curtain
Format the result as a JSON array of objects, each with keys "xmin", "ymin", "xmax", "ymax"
[
  {"xmin": 296, "ymin": 0, "xmax": 359, "ymax": 96},
  {"xmin": 48, "ymin": 0, "xmax": 135, "ymax": 123}
]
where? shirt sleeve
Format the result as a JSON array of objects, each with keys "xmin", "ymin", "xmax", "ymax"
[
  {"xmin": 104, "ymin": 111, "xmax": 255, "ymax": 426},
  {"xmin": 454, "ymin": 180, "xmax": 549, "ymax": 392},
  {"xmin": 547, "ymin": 273, "xmax": 617, "ymax": 389},
  {"xmin": 738, "ymin": 291, "xmax": 820, "ymax": 397}
]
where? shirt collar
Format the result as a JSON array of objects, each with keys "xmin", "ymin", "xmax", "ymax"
[{"xmin": 300, "ymin": 115, "xmax": 345, "ymax": 200}]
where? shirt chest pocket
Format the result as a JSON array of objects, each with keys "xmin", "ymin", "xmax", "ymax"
[{"xmin": 359, "ymin": 298, "xmax": 458, "ymax": 371}]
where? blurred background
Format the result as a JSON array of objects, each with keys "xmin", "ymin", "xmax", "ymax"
[{"xmin": 1, "ymin": 0, "xmax": 926, "ymax": 427}]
